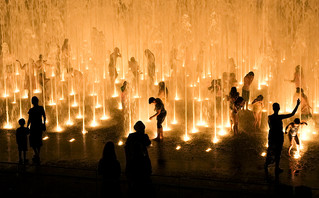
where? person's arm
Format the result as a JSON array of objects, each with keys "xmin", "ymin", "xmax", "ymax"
[
  {"xmin": 144, "ymin": 134, "xmax": 151, "ymax": 146},
  {"xmin": 291, "ymin": 73, "xmax": 296, "ymax": 82},
  {"xmin": 285, "ymin": 124, "xmax": 292, "ymax": 134},
  {"xmin": 301, "ymin": 121, "xmax": 308, "ymax": 126},
  {"xmin": 27, "ymin": 116, "xmax": 31, "ymax": 129},
  {"xmin": 279, "ymin": 99, "xmax": 301, "ymax": 119},
  {"xmin": 149, "ymin": 109, "xmax": 161, "ymax": 120}
]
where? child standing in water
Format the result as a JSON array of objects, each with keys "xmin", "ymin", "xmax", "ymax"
[
  {"xmin": 285, "ymin": 118, "xmax": 307, "ymax": 156},
  {"xmin": 294, "ymin": 88, "xmax": 312, "ymax": 121},
  {"xmin": 242, "ymin": 72, "xmax": 254, "ymax": 110},
  {"xmin": 231, "ymin": 97, "xmax": 244, "ymax": 135},
  {"xmin": 252, "ymin": 95, "xmax": 264, "ymax": 130},
  {"xmin": 16, "ymin": 118, "xmax": 30, "ymax": 164},
  {"xmin": 158, "ymin": 81, "xmax": 168, "ymax": 105},
  {"xmin": 149, "ymin": 97, "xmax": 167, "ymax": 141}
]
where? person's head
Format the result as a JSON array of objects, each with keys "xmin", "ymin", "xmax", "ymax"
[
  {"xmin": 130, "ymin": 57, "xmax": 135, "ymax": 62},
  {"xmin": 208, "ymin": 80, "xmax": 215, "ymax": 91},
  {"xmin": 144, "ymin": 49, "xmax": 149, "ymax": 56},
  {"xmin": 235, "ymin": 97, "xmax": 244, "ymax": 106},
  {"xmin": 222, "ymin": 72, "xmax": 228, "ymax": 80},
  {"xmin": 31, "ymin": 96, "xmax": 39, "ymax": 106},
  {"xmin": 293, "ymin": 118, "xmax": 301, "ymax": 126},
  {"xmin": 158, "ymin": 81, "xmax": 166, "ymax": 91},
  {"xmin": 18, "ymin": 118, "xmax": 25, "ymax": 127},
  {"xmin": 256, "ymin": 95, "xmax": 264, "ymax": 101},
  {"xmin": 148, "ymin": 97, "xmax": 156, "ymax": 104},
  {"xmin": 296, "ymin": 87, "xmax": 301, "ymax": 93},
  {"xmin": 114, "ymin": 47, "xmax": 120, "ymax": 54},
  {"xmin": 295, "ymin": 65, "xmax": 300, "ymax": 72},
  {"xmin": 121, "ymin": 81, "xmax": 127, "ymax": 92},
  {"xmin": 39, "ymin": 54, "xmax": 43, "ymax": 60},
  {"xmin": 134, "ymin": 121, "xmax": 145, "ymax": 132},
  {"xmin": 296, "ymin": 87, "xmax": 305, "ymax": 97},
  {"xmin": 102, "ymin": 141, "xmax": 116, "ymax": 160},
  {"xmin": 230, "ymin": 73, "xmax": 236, "ymax": 79},
  {"xmin": 272, "ymin": 103, "xmax": 280, "ymax": 113},
  {"xmin": 247, "ymin": 71, "xmax": 254, "ymax": 77},
  {"xmin": 63, "ymin": 39, "xmax": 69, "ymax": 47},
  {"xmin": 230, "ymin": 87, "xmax": 237, "ymax": 94}
]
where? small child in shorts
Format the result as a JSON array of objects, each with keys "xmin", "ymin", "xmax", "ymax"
[{"xmin": 285, "ymin": 118, "xmax": 307, "ymax": 156}]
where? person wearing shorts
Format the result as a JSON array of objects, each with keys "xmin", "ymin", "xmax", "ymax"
[
  {"xmin": 149, "ymin": 97, "xmax": 167, "ymax": 141},
  {"xmin": 285, "ymin": 118, "xmax": 307, "ymax": 156}
]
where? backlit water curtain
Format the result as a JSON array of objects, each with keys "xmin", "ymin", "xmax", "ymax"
[{"xmin": 0, "ymin": 0, "xmax": 318, "ymax": 146}]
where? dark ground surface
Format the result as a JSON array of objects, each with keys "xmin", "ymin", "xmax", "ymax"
[{"xmin": 0, "ymin": 109, "xmax": 318, "ymax": 198}]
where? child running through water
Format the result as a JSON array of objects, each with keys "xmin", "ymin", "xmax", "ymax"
[
  {"xmin": 252, "ymin": 95, "xmax": 264, "ymax": 130},
  {"xmin": 16, "ymin": 118, "xmax": 30, "ymax": 164},
  {"xmin": 285, "ymin": 118, "xmax": 307, "ymax": 157}
]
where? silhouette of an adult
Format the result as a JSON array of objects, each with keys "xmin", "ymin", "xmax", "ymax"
[
  {"xmin": 125, "ymin": 121, "xmax": 152, "ymax": 198},
  {"xmin": 98, "ymin": 141, "xmax": 121, "ymax": 198},
  {"xmin": 264, "ymin": 99, "xmax": 300, "ymax": 174},
  {"xmin": 27, "ymin": 96, "xmax": 46, "ymax": 164}
]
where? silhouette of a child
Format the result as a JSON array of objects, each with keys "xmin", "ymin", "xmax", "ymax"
[{"xmin": 16, "ymin": 118, "xmax": 30, "ymax": 164}]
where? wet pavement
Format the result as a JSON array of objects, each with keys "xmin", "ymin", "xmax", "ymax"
[{"xmin": 1, "ymin": 109, "xmax": 319, "ymax": 197}]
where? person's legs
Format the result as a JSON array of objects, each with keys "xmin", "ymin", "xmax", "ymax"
[
  {"xmin": 242, "ymin": 90, "xmax": 249, "ymax": 110},
  {"xmin": 234, "ymin": 116, "xmax": 238, "ymax": 135},
  {"xmin": 18, "ymin": 150, "xmax": 22, "ymax": 163},
  {"xmin": 159, "ymin": 127, "xmax": 163, "ymax": 140},
  {"xmin": 295, "ymin": 135, "xmax": 300, "ymax": 155},
  {"xmin": 156, "ymin": 113, "xmax": 166, "ymax": 141},
  {"xmin": 288, "ymin": 135, "xmax": 293, "ymax": 156},
  {"xmin": 253, "ymin": 112, "xmax": 257, "ymax": 129},
  {"xmin": 275, "ymin": 143, "xmax": 283, "ymax": 173},
  {"xmin": 257, "ymin": 112, "xmax": 262, "ymax": 128}
]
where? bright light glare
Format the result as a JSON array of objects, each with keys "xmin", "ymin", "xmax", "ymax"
[
  {"xmin": 43, "ymin": 136, "xmax": 49, "ymax": 140},
  {"xmin": 100, "ymin": 115, "xmax": 110, "ymax": 120},
  {"xmin": 176, "ymin": 145, "xmax": 181, "ymax": 150},
  {"xmin": 213, "ymin": 137, "xmax": 219, "ymax": 144},
  {"xmin": 206, "ymin": 148, "xmax": 212, "ymax": 152},
  {"xmin": 219, "ymin": 129, "xmax": 227, "ymax": 136},
  {"xmin": 66, "ymin": 120, "xmax": 74, "ymax": 126},
  {"xmin": 183, "ymin": 135, "xmax": 190, "ymax": 142},
  {"xmin": 56, "ymin": 126, "xmax": 63, "ymax": 132},
  {"xmin": 3, "ymin": 123, "xmax": 13, "ymax": 129},
  {"xmin": 69, "ymin": 138, "xmax": 75, "ymax": 142},
  {"xmin": 118, "ymin": 141, "xmax": 124, "ymax": 146},
  {"xmin": 171, "ymin": 120, "xmax": 178, "ymax": 124},
  {"xmin": 261, "ymin": 152, "xmax": 266, "ymax": 157},
  {"xmin": 294, "ymin": 153, "xmax": 301, "ymax": 159},
  {"xmin": 90, "ymin": 120, "xmax": 98, "ymax": 127},
  {"xmin": 191, "ymin": 128, "xmax": 198, "ymax": 133}
]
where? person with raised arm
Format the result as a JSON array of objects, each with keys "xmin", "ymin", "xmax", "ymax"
[{"xmin": 264, "ymin": 99, "xmax": 300, "ymax": 174}]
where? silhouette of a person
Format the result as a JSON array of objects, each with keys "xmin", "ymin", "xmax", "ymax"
[
  {"xmin": 98, "ymin": 141, "xmax": 121, "ymax": 198},
  {"xmin": 125, "ymin": 121, "xmax": 152, "ymax": 198},
  {"xmin": 16, "ymin": 118, "xmax": 30, "ymax": 164},
  {"xmin": 264, "ymin": 99, "xmax": 300, "ymax": 174},
  {"xmin": 27, "ymin": 96, "xmax": 46, "ymax": 164},
  {"xmin": 149, "ymin": 97, "xmax": 167, "ymax": 141},
  {"xmin": 285, "ymin": 118, "xmax": 307, "ymax": 157},
  {"xmin": 108, "ymin": 47, "xmax": 121, "ymax": 83},
  {"xmin": 242, "ymin": 71, "xmax": 254, "ymax": 110},
  {"xmin": 144, "ymin": 49, "xmax": 155, "ymax": 88}
]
